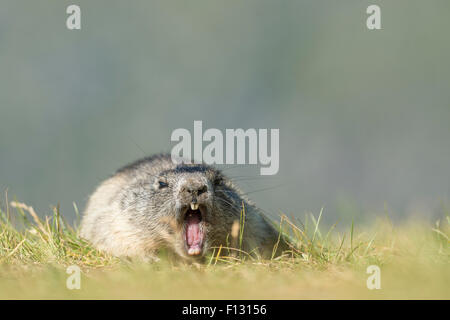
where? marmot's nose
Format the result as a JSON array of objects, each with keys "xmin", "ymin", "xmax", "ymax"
[{"xmin": 180, "ymin": 183, "xmax": 208, "ymax": 196}]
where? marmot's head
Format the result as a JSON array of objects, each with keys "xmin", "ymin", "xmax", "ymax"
[{"xmin": 148, "ymin": 163, "xmax": 238, "ymax": 260}]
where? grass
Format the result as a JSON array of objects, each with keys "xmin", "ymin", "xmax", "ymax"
[{"xmin": 0, "ymin": 198, "xmax": 449, "ymax": 299}]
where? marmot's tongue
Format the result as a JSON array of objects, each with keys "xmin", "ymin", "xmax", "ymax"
[{"xmin": 186, "ymin": 212, "xmax": 202, "ymax": 255}]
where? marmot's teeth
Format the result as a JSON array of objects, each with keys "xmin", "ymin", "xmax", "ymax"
[
  {"xmin": 188, "ymin": 247, "xmax": 201, "ymax": 255},
  {"xmin": 190, "ymin": 203, "xmax": 199, "ymax": 210}
]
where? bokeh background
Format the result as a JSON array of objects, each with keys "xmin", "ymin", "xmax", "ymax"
[{"xmin": 1, "ymin": 0, "xmax": 449, "ymax": 227}]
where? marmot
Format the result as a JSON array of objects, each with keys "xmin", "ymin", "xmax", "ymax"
[{"xmin": 80, "ymin": 154, "xmax": 288, "ymax": 262}]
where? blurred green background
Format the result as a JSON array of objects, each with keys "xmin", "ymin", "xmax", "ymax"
[{"xmin": 1, "ymin": 1, "xmax": 449, "ymax": 226}]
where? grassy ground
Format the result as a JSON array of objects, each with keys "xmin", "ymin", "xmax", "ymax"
[{"xmin": 0, "ymin": 199, "xmax": 448, "ymax": 299}]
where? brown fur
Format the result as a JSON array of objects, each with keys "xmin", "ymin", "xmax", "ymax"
[{"xmin": 80, "ymin": 154, "xmax": 288, "ymax": 262}]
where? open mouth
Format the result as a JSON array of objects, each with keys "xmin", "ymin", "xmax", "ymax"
[{"xmin": 184, "ymin": 204, "xmax": 205, "ymax": 256}]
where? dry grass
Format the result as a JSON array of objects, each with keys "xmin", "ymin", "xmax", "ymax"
[{"xmin": 0, "ymin": 198, "xmax": 448, "ymax": 299}]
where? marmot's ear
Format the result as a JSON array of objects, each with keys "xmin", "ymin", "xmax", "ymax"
[
  {"xmin": 213, "ymin": 173, "xmax": 224, "ymax": 186},
  {"xmin": 205, "ymin": 169, "xmax": 224, "ymax": 186}
]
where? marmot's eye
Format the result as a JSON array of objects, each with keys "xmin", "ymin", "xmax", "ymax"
[{"xmin": 158, "ymin": 181, "xmax": 168, "ymax": 189}]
